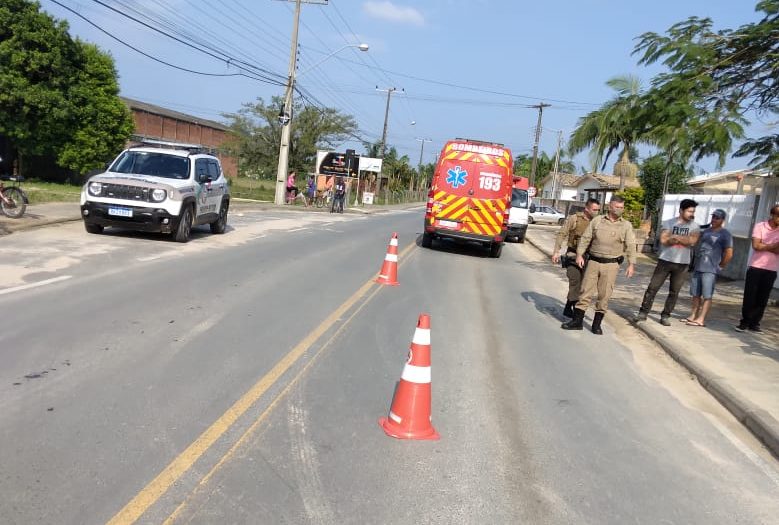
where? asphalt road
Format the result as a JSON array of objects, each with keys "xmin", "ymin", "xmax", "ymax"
[{"xmin": 1, "ymin": 208, "xmax": 777, "ymax": 524}]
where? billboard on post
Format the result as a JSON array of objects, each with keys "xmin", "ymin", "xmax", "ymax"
[{"xmin": 316, "ymin": 150, "xmax": 358, "ymax": 177}]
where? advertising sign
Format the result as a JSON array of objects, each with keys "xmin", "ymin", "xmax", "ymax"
[{"xmin": 316, "ymin": 150, "xmax": 358, "ymax": 177}]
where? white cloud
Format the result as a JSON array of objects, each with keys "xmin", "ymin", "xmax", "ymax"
[{"xmin": 362, "ymin": 1, "xmax": 425, "ymax": 27}]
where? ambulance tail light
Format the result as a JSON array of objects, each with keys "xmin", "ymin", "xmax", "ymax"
[
  {"xmin": 425, "ymin": 190, "xmax": 435, "ymax": 215},
  {"xmin": 502, "ymin": 205, "xmax": 510, "ymax": 226}
]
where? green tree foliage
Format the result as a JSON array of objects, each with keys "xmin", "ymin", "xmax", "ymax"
[
  {"xmin": 615, "ymin": 186, "xmax": 646, "ymax": 227},
  {"xmin": 634, "ymin": 0, "xmax": 776, "ymax": 170},
  {"xmin": 639, "ymin": 153, "xmax": 692, "ymax": 217},
  {"xmin": 0, "ymin": 0, "xmax": 133, "ymax": 174},
  {"xmin": 568, "ymin": 75, "xmax": 647, "ymax": 190},
  {"xmin": 513, "ymin": 152, "xmax": 575, "ymax": 181},
  {"xmin": 225, "ymin": 96, "xmax": 356, "ymax": 177}
]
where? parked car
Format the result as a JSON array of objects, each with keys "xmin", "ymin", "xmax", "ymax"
[
  {"xmin": 80, "ymin": 141, "xmax": 230, "ymax": 242},
  {"xmin": 529, "ymin": 205, "xmax": 565, "ymax": 225}
]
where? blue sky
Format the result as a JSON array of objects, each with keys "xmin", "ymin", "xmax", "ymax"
[{"xmin": 40, "ymin": 0, "xmax": 765, "ymax": 174}]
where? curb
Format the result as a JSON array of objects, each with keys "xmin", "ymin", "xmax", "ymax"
[{"xmin": 526, "ymin": 233, "xmax": 779, "ymax": 459}]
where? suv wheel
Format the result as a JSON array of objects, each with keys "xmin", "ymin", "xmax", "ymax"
[
  {"xmin": 84, "ymin": 222, "xmax": 103, "ymax": 234},
  {"xmin": 210, "ymin": 199, "xmax": 229, "ymax": 234},
  {"xmin": 173, "ymin": 205, "xmax": 193, "ymax": 243}
]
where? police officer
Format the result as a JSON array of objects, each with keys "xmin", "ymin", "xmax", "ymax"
[
  {"xmin": 562, "ymin": 195, "xmax": 636, "ymax": 334},
  {"xmin": 552, "ymin": 198, "xmax": 601, "ymax": 317}
]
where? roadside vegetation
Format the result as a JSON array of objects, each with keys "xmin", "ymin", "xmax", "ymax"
[{"xmin": 19, "ymin": 180, "xmax": 82, "ymax": 204}]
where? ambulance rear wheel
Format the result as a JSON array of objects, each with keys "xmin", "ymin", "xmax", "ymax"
[
  {"xmin": 489, "ymin": 242, "xmax": 503, "ymax": 258},
  {"xmin": 421, "ymin": 232, "xmax": 433, "ymax": 248}
]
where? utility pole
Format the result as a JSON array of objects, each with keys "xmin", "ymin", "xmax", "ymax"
[
  {"xmin": 273, "ymin": 0, "xmax": 330, "ymax": 205},
  {"xmin": 274, "ymin": 0, "xmax": 303, "ymax": 206},
  {"xmin": 551, "ymin": 130, "xmax": 563, "ymax": 209},
  {"xmin": 376, "ymin": 87, "xmax": 400, "ymax": 201},
  {"xmin": 415, "ymin": 138, "xmax": 432, "ymax": 191},
  {"xmin": 528, "ymin": 102, "xmax": 551, "ymax": 188},
  {"xmin": 377, "ymin": 87, "xmax": 398, "ymax": 158}
]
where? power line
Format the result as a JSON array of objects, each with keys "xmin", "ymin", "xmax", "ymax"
[
  {"xmin": 86, "ymin": 0, "xmax": 287, "ymax": 84},
  {"xmin": 47, "ymin": 0, "xmax": 281, "ymax": 83}
]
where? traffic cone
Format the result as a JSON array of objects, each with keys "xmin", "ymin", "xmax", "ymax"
[
  {"xmin": 379, "ymin": 313, "xmax": 440, "ymax": 440},
  {"xmin": 375, "ymin": 232, "xmax": 399, "ymax": 286}
]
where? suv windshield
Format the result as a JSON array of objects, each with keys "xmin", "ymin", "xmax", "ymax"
[
  {"xmin": 110, "ymin": 151, "xmax": 190, "ymax": 180},
  {"xmin": 511, "ymin": 188, "xmax": 528, "ymax": 208}
]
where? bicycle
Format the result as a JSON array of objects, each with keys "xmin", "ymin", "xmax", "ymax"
[
  {"xmin": 314, "ymin": 189, "xmax": 332, "ymax": 208},
  {"xmin": 0, "ymin": 174, "xmax": 28, "ymax": 219}
]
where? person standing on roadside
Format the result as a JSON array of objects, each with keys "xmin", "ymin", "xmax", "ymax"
[
  {"xmin": 634, "ymin": 199, "xmax": 700, "ymax": 326},
  {"xmin": 736, "ymin": 204, "xmax": 779, "ymax": 333},
  {"xmin": 562, "ymin": 195, "xmax": 636, "ymax": 335},
  {"xmin": 685, "ymin": 209, "xmax": 734, "ymax": 327},
  {"xmin": 552, "ymin": 198, "xmax": 601, "ymax": 318}
]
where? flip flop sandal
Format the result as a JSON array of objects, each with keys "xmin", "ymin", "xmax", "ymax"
[{"xmin": 686, "ymin": 320, "xmax": 705, "ymax": 327}]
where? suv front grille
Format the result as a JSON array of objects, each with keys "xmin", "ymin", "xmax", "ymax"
[{"xmin": 103, "ymin": 183, "xmax": 151, "ymax": 202}]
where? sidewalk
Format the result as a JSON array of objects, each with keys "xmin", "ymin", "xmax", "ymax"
[
  {"xmin": 526, "ymin": 224, "xmax": 779, "ymax": 458},
  {"xmin": 0, "ymin": 200, "xmax": 424, "ymax": 236}
]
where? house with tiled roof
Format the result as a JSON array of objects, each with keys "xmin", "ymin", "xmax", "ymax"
[
  {"xmin": 537, "ymin": 172, "xmax": 582, "ymax": 201},
  {"xmin": 577, "ymin": 173, "xmax": 641, "ymax": 203}
]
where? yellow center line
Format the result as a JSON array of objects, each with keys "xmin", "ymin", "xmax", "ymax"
[{"xmin": 107, "ymin": 241, "xmax": 418, "ymax": 525}]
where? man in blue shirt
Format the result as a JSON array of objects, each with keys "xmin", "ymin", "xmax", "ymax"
[{"xmin": 684, "ymin": 209, "xmax": 734, "ymax": 326}]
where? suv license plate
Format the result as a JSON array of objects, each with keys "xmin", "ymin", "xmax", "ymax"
[
  {"xmin": 108, "ymin": 207, "xmax": 133, "ymax": 218},
  {"xmin": 439, "ymin": 220, "xmax": 458, "ymax": 228}
]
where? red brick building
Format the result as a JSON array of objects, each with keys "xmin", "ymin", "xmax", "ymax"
[{"xmin": 123, "ymin": 97, "xmax": 237, "ymax": 177}]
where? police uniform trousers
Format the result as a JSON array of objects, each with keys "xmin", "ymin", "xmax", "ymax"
[
  {"xmin": 566, "ymin": 252, "xmax": 584, "ymax": 302},
  {"xmin": 575, "ymin": 259, "xmax": 620, "ymax": 313}
]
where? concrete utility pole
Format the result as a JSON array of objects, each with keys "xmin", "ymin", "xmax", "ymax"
[
  {"xmin": 376, "ymin": 87, "xmax": 400, "ymax": 199},
  {"xmin": 415, "ymin": 137, "xmax": 432, "ymax": 191},
  {"xmin": 551, "ymin": 129, "xmax": 563, "ymax": 208},
  {"xmin": 528, "ymin": 102, "xmax": 551, "ymax": 188},
  {"xmin": 273, "ymin": 0, "xmax": 333, "ymax": 206},
  {"xmin": 274, "ymin": 0, "xmax": 303, "ymax": 206},
  {"xmin": 377, "ymin": 87, "xmax": 399, "ymax": 158}
]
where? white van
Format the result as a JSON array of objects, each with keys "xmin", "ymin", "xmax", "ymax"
[{"xmin": 506, "ymin": 187, "xmax": 529, "ymax": 243}]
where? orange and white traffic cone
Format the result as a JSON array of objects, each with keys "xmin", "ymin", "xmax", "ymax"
[
  {"xmin": 379, "ymin": 313, "xmax": 439, "ymax": 440},
  {"xmin": 375, "ymin": 232, "xmax": 399, "ymax": 286}
]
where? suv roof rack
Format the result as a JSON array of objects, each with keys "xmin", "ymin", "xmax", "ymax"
[
  {"xmin": 453, "ymin": 138, "xmax": 505, "ymax": 147},
  {"xmin": 130, "ymin": 138, "xmax": 209, "ymax": 153}
]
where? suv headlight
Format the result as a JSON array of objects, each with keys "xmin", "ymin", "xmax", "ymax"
[
  {"xmin": 150, "ymin": 188, "xmax": 167, "ymax": 202},
  {"xmin": 88, "ymin": 181, "xmax": 103, "ymax": 196}
]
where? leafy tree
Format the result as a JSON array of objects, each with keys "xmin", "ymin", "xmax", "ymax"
[
  {"xmin": 0, "ymin": 0, "xmax": 133, "ymax": 175},
  {"xmin": 638, "ymin": 153, "xmax": 692, "ymax": 218},
  {"xmin": 57, "ymin": 42, "xmax": 134, "ymax": 173},
  {"xmin": 615, "ymin": 186, "xmax": 646, "ymax": 227},
  {"xmin": 225, "ymin": 96, "xmax": 356, "ymax": 178},
  {"xmin": 568, "ymin": 75, "xmax": 648, "ymax": 191},
  {"xmin": 634, "ymin": 1, "xmax": 776, "ymax": 170},
  {"xmin": 514, "ymin": 152, "xmax": 574, "ymax": 181}
]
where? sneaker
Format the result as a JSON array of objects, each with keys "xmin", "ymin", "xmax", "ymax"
[
  {"xmin": 632, "ymin": 312, "xmax": 648, "ymax": 323},
  {"xmin": 659, "ymin": 316, "xmax": 671, "ymax": 326},
  {"xmin": 734, "ymin": 324, "xmax": 747, "ymax": 332},
  {"xmin": 748, "ymin": 326, "xmax": 763, "ymax": 333}
]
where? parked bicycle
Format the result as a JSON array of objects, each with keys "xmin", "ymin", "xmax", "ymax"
[
  {"xmin": 315, "ymin": 189, "xmax": 332, "ymax": 208},
  {"xmin": 0, "ymin": 157, "xmax": 28, "ymax": 219}
]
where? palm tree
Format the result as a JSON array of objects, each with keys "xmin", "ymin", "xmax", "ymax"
[{"xmin": 569, "ymin": 75, "xmax": 649, "ymax": 190}]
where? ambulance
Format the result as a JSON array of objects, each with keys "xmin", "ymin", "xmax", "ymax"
[{"xmin": 422, "ymin": 139, "xmax": 513, "ymax": 258}]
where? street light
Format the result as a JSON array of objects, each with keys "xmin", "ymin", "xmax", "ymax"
[{"xmin": 274, "ymin": 43, "xmax": 369, "ymax": 205}]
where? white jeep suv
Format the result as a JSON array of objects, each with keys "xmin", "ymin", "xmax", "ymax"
[{"xmin": 80, "ymin": 144, "xmax": 230, "ymax": 242}]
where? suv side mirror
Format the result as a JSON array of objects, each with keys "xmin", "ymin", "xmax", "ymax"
[{"xmin": 529, "ymin": 203, "xmax": 536, "ymax": 213}]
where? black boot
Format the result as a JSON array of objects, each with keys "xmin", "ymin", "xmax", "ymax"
[
  {"xmin": 561, "ymin": 308, "xmax": 585, "ymax": 330},
  {"xmin": 591, "ymin": 312, "xmax": 605, "ymax": 335},
  {"xmin": 563, "ymin": 300, "xmax": 577, "ymax": 318}
]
